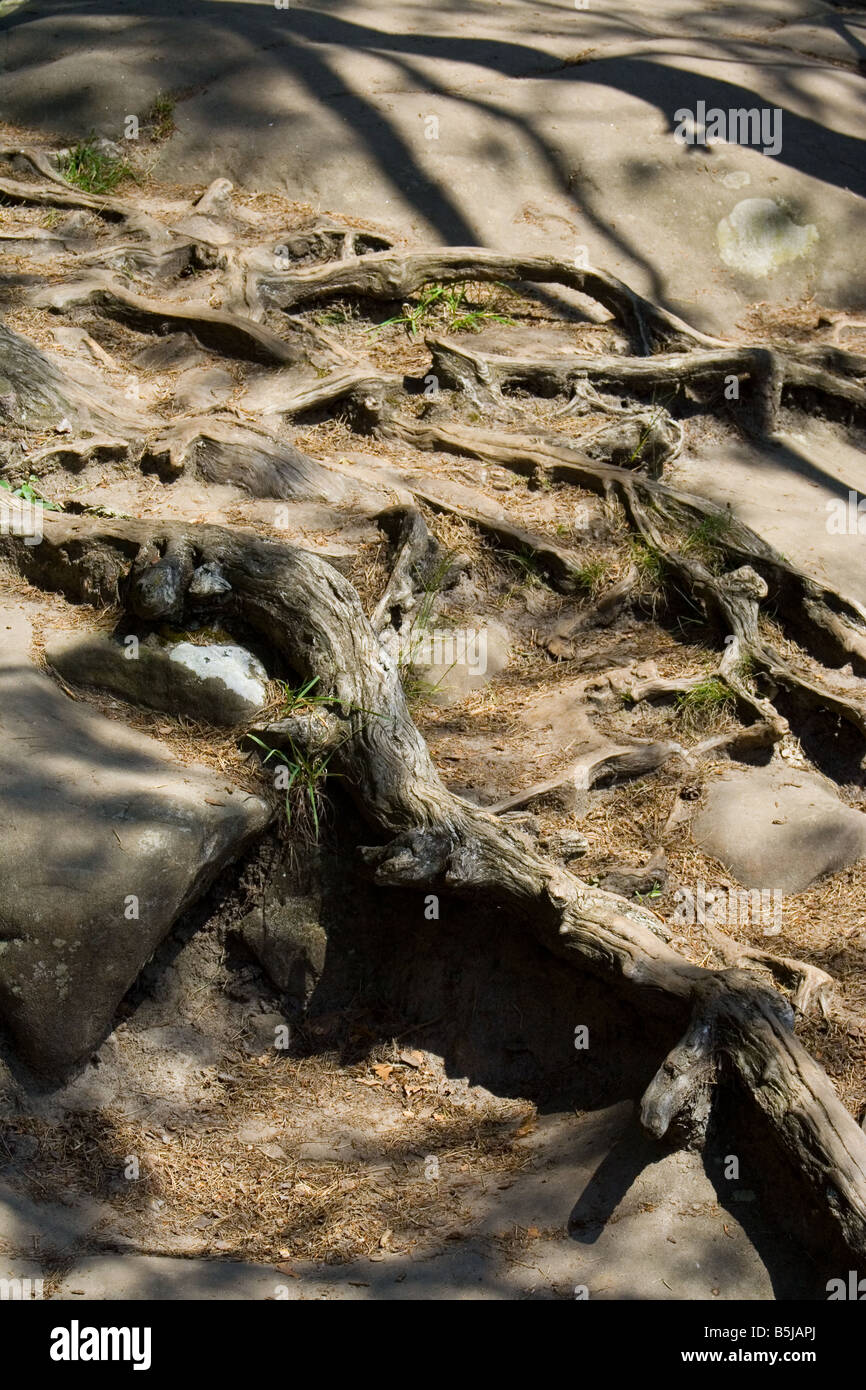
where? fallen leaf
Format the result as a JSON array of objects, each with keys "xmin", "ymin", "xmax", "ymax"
[
  {"xmin": 372, "ymin": 1062, "xmax": 394, "ymax": 1082},
  {"xmin": 399, "ymin": 1049, "xmax": 425, "ymax": 1068}
]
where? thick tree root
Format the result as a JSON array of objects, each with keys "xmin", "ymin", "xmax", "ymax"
[
  {"xmin": 362, "ymin": 413, "xmax": 866, "ymax": 748},
  {"xmin": 255, "ymin": 247, "xmax": 729, "ymax": 351},
  {"xmin": 2, "ymin": 501, "xmax": 866, "ymax": 1261},
  {"xmin": 705, "ymin": 926, "xmax": 834, "ymax": 1018},
  {"xmin": 4, "ymin": 175, "xmax": 866, "ymax": 1265},
  {"xmin": 486, "ymin": 740, "xmax": 689, "ymax": 815},
  {"xmin": 427, "ymin": 336, "xmax": 866, "ymax": 433},
  {"xmin": 36, "ymin": 277, "xmax": 316, "ymax": 366}
]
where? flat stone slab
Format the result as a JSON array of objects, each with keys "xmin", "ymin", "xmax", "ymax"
[
  {"xmin": 407, "ymin": 617, "xmax": 510, "ymax": 706},
  {"xmin": 45, "ymin": 631, "xmax": 269, "ymax": 726},
  {"xmin": 0, "ymin": 663, "xmax": 269, "ymax": 1073},
  {"xmin": 691, "ymin": 763, "xmax": 866, "ymax": 893},
  {"xmin": 3, "ymin": 0, "xmax": 863, "ymax": 338}
]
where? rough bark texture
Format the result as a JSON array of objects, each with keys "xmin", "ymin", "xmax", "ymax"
[
  {"xmin": 3, "ymin": 500, "xmax": 866, "ymax": 1263},
  {"xmin": 3, "ymin": 156, "xmax": 866, "ymax": 1266}
]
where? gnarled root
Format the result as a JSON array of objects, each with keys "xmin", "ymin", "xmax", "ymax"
[{"xmin": 3, "ymin": 504, "xmax": 866, "ymax": 1262}]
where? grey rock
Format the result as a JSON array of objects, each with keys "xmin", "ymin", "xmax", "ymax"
[
  {"xmin": 691, "ymin": 763, "xmax": 866, "ymax": 893},
  {"xmin": 235, "ymin": 897, "xmax": 327, "ymax": 1005},
  {"xmin": 242, "ymin": 1010, "xmax": 290, "ymax": 1055},
  {"xmin": 548, "ymin": 828, "xmax": 590, "ymax": 860},
  {"xmin": 193, "ymin": 178, "xmax": 234, "ymax": 216},
  {"xmin": 0, "ymin": 663, "xmax": 269, "ymax": 1073},
  {"xmin": 600, "ymin": 851, "xmax": 668, "ymax": 897},
  {"xmin": 237, "ymin": 1119, "xmax": 282, "ymax": 1146},
  {"xmin": 407, "ymin": 618, "xmax": 511, "ymax": 706},
  {"xmin": 297, "ymin": 1138, "xmax": 355, "ymax": 1163},
  {"xmin": 717, "ymin": 199, "xmax": 818, "ymax": 278},
  {"xmin": 171, "ymin": 366, "xmax": 234, "ymax": 412},
  {"xmin": 257, "ymin": 1142, "xmax": 287, "ymax": 1161},
  {"xmin": 131, "ymin": 333, "xmax": 208, "ymax": 372},
  {"xmin": 46, "ymin": 631, "xmax": 268, "ymax": 726}
]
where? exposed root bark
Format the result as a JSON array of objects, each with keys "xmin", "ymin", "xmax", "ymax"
[
  {"xmin": 427, "ymin": 336, "xmax": 866, "ymax": 433},
  {"xmin": 4, "ymin": 503, "xmax": 866, "ymax": 1257},
  {"xmin": 705, "ymin": 925, "xmax": 834, "ymax": 1018},
  {"xmin": 137, "ymin": 415, "xmax": 354, "ymax": 500},
  {"xmin": 36, "ymin": 277, "xmax": 317, "ymax": 366},
  {"xmin": 256, "ymin": 247, "xmax": 728, "ymax": 352},
  {"xmin": 0, "ymin": 173, "xmax": 168, "ymax": 241},
  {"xmin": 487, "ymin": 740, "xmax": 688, "ymax": 815},
  {"xmin": 640, "ymin": 996, "xmax": 717, "ymax": 1146},
  {"xmin": 546, "ymin": 565, "xmax": 639, "ymax": 657},
  {"xmin": 4, "ymin": 185, "xmax": 866, "ymax": 1265},
  {"xmin": 399, "ymin": 480, "xmax": 592, "ymax": 594},
  {"xmin": 362, "ymin": 412, "xmax": 866, "ymax": 754},
  {"xmin": 0, "ymin": 321, "xmax": 121, "ymax": 434},
  {"xmin": 370, "ymin": 504, "xmax": 453, "ymax": 633}
]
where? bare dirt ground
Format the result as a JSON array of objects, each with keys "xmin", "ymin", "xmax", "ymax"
[{"xmin": 0, "ymin": 0, "xmax": 865, "ymax": 1304}]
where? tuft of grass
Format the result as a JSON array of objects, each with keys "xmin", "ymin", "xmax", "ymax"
[
  {"xmin": 397, "ymin": 548, "xmax": 458, "ymax": 703},
  {"xmin": 734, "ymin": 650, "xmax": 755, "ymax": 682},
  {"xmin": 624, "ymin": 404, "xmax": 668, "ymax": 469},
  {"xmin": 392, "ymin": 540, "xmax": 477, "ymax": 706},
  {"xmin": 630, "ymin": 537, "xmax": 666, "ymax": 592},
  {"xmin": 635, "ymin": 884, "xmax": 663, "ymax": 903},
  {"xmin": 248, "ymin": 733, "xmax": 339, "ymax": 845},
  {"xmin": 313, "ymin": 303, "xmax": 358, "ymax": 327},
  {"xmin": 60, "ymin": 137, "xmax": 134, "ymax": 194},
  {"xmin": 369, "ymin": 281, "xmax": 513, "ymax": 338},
  {"xmin": 499, "ymin": 545, "xmax": 544, "ymax": 589},
  {"xmin": 147, "ymin": 93, "xmax": 176, "ymax": 141},
  {"xmin": 675, "ymin": 677, "xmax": 735, "ymax": 730},
  {"xmin": 681, "ymin": 512, "xmax": 732, "ymax": 570},
  {"xmin": 400, "ymin": 670, "xmax": 444, "ymax": 709},
  {"xmin": 574, "ymin": 557, "xmax": 610, "ymax": 597},
  {"xmin": 276, "ymin": 675, "xmax": 334, "ymax": 718}
]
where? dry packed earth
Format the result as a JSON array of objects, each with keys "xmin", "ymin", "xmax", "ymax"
[{"xmin": 0, "ymin": 0, "xmax": 865, "ymax": 1302}]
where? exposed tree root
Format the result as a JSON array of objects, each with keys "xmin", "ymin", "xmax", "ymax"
[
  {"xmin": 36, "ymin": 277, "xmax": 317, "ymax": 366},
  {"xmin": 0, "ymin": 172, "xmax": 170, "ymax": 242},
  {"xmin": 546, "ymin": 566, "xmax": 640, "ymax": 656},
  {"xmin": 0, "ymin": 321, "xmax": 122, "ymax": 434},
  {"xmin": 255, "ymin": 247, "xmax": 728, "ymax": 352},
  {"xmin": 398, "ymin": 479, "xmax": 593, "ymax": 594},
  {"xmin": 486, "ymin": 739, "xmax": 689, "ymax": 814},
  {"xmin": 705, "ymin": 925, "xmax": 835, "ymax": 1019},
  {"xmin": 358, "ymin": 411, "xmax": 866, "ymax": 748},
  {"xmin": 2, "ymin": 501, "xmax": 866, "ymax": 1261},
  {"xmin": 137, "ymin": 416, "xmax": 354, "ymax": 500},
  {"xmin": 427, "ymin": 336, "xmax": 866, "ymax": 434},
  {"xmin": 4, "ymin": 171, "xmax": 866, "ymax": 1267}
]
